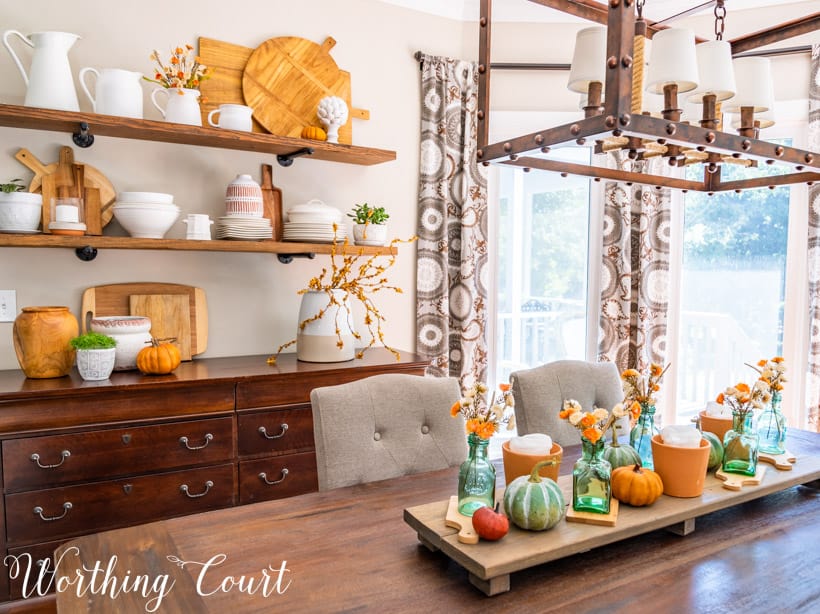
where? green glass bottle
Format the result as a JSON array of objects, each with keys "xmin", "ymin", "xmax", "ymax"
[
  {"xmin": 572, "ymin": 437, "xmax": 611, "ymax": 514},
  {"xmin": 722, "ymin": 410, "xmax": 759, "ymax": 476},
  {"xmin": 757, "ymin": 391, "xmax": 786, "ymax": 454},
  {"xmin": 457, "ymin": 433, "xmax": 495, "ymax": 516},
  {"xmin": 629, "ymin": 402, "xmax": 660, "ymax": 470}
]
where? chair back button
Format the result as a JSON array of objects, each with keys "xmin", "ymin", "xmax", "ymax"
[
  {"xmin": 421, "ymin": 425, "xmax": 430, "ymax": 434},
  {"xmin": 373, "ymin": 432, "xmax": 381, "ymax": 441}
]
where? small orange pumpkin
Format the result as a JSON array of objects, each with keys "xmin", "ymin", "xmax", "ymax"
[
  {"xmin": 136, "ymin": 338, "xmax": 181, "ymax": 375},
  {"xmin": 300, "ymin": 125, "xmax": 327, "ymax": 141},
  {"xmin": 611, "ymin": 463, "xmax": 663, "ymax": 507}
]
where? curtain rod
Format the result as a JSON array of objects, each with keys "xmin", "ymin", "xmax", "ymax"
[{"xmin": 413, "ymin": 45, "xmax": 810, "ymax": 72}]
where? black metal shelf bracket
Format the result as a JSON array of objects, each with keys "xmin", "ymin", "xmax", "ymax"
[
  {"xmin": 72, "ymin": 122, "xmax": 95, "ymax": 148},
  {"xmin": 276, "ymin": 147, "xmax": 314, "ymax": 167},
  {"xmin": 75, "ymin": 246, "xmax": 98, "ymax": 261},
  {"xmin": 277, "ymin": 252, "xmax": 316, "ymax": 264}
]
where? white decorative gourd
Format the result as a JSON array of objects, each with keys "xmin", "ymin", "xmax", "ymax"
[{"xmin": 316, "ymin": 96, "xmax": 349, "ymax": 144}]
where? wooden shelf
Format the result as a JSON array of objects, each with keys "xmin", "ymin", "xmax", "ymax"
[
  {"xmin": 0, "ymin": 103, "xmax": 396, "ymax": 166},
  {"xmin": 0, "ymin": 233, "xmax": 397, "ymax": 257}
]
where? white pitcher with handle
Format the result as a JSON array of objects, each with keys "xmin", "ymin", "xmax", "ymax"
[
  {"xmin": 2, "ymin": 30, "xmax": 81, "ymax": 111},
  {"xmin": 79, "ymin": 67, "xmax": 144, "ymax": 118}
]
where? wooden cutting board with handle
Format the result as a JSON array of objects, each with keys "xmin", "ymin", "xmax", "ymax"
[
  {"xmin": 130, "ymin": 294, "xmax": 192, "ymax": 361},
  {"xmin": 15, "ymin": 147, "xmax": 116, "ymax": 228},
  {"xmin": 198, "ymin": 36, "xmax": 368, "ymax": 144},
  {"xmin": 80, "ymin": 283, "xmax": 207, "ymax": 357}
]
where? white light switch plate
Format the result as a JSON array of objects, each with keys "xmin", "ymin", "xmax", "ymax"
[{"xmin": 0, "ymin": 291, "xmax": 16, "ymax": 322}]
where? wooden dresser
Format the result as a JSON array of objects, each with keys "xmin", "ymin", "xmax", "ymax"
[{"xmin": 0, "ymin": 349, "xmax": 426, "ymax": 602}]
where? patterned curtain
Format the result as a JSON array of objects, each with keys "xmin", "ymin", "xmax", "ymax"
[
  {"xmin": 415, "ymin": 54, "xmax": 489, "ymax": 387},
  {"xmin": 598, "ymin": 152, "xmax": 671, "ymax": 373},
  {"xmin": 808, "ymin": 45, "xmax": 820, "ymax": 431}
]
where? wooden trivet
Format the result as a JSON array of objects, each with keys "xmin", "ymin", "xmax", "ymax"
[
  {"xmin": 716, "ymin": 465, "xmax": 767, "ymax": 490},
  {"xmin": 445, "ymin": 496, "xmax": 479, "ymax": 544},
  {"xmin": 565, "ymin": 498, "xmax": 619, "ymax": 527},
  {"xmin": 759, "ymin": 449, "xmax": 796, "ymax": 471}
]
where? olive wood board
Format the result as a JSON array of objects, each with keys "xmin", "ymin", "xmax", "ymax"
[
  {"xmin": 80, "ymin": 283, "xmax": 207, "ymax": 356},
  {"xmin": 444, "ymin": 496, "xmax": 479, "ymax": 544},
  {"xmin": 404, "ymin": 455, "xmax": 820, "ymax": 596},
  {"xmin": 759, "ymin": 449, "xmax": 796, "ymax": 470},
  {"xmin": 715, "ymin": 466, "xmax": 767, "ymax": 491},
  {"xmin": 129, "ymin": 294, "xmax": 192, "ymax": 361},
  {"xmin": 565, "ymin": 498, "xmax": 619, "ymax": 526}
]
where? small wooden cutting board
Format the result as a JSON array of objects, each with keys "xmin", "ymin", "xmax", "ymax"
[
  {"xmin": 716, "ymin": 466, "xmax": 767, "ymax": 490},
  {"xmin": 445, "ymin": 496, "xmax": 478, "ymax": 544},
  {"xmin": 129, "ymin": 294, "xmax": 192, "ymax": 361}
]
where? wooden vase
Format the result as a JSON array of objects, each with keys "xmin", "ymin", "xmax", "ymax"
[{"xmin": 13, "ymin": 306, "xmax": 78, "ymax": 378}]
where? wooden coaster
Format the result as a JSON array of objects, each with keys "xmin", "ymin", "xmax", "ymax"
[
  {"xmin": 716, "ymin": 465, "xmax": 767, "ymax": 491},
  {"xmin": 759, "ymin": 449, "xmax": 796, "ymax": 471},
  {"xmin": 444, "ymin": 496, "xmax": 479, "ymax": 544},
  {"xmin": 565, "ymin": 498, "xmax": 619, "ymax": 527}
]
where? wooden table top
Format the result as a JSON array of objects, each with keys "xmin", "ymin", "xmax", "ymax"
[{"xmin": 53, "ymin": 429, "xmax": 820, "ymax": 613}]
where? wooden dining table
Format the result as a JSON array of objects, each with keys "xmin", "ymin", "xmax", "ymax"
[{"xmin": 49, "ymin": 429, "xmax": 820, "ymax": 613}]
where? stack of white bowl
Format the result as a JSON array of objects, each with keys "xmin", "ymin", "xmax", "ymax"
[
  {"xmin": 216, "ymin": 174, "xmax": 272, "ymax": 240},
  {"xmin": 112, "ymin": 192, "xmax": 180, "ymax": 239},
  {"xmin": 283, "ymin": 199, "xmax": 347, "ymax": 243}
]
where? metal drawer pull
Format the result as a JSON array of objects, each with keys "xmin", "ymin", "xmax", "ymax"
[
  {"xmin": 179, "ymin": 433, "xmax": 213, "ymax": 450},
  {"xmin": 258, "ymin": 468, "xmax": 289, "ymax": 485},
  {"xmin": 180, "ymin": 480, "xmax": 214, "ymax": 498},
  {"xmin": 258, "ymin": 424, "xmax": 288, "ymax": 439},
  {"xmin": 30, "ymin": 450, "xmax": 70, "ymax": 469},
  {"xmin": 33, "ymin": 502, "xmax": 72, "ymax": 522}
]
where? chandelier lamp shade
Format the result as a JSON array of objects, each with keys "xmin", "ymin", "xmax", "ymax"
[{"xmin": 475, "ymin": 0, "xmax": 820, "ymax": 193}]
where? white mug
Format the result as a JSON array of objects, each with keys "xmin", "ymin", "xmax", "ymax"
[
  {"xmin": 183, "ymin": 214, "xmax": 213, "ymax": 239},
  {"xmin": 207, "ymin": 104, "xmax": 253, "ymax": 132}
]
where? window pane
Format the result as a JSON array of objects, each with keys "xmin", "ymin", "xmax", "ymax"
[
  {"xmin": 676, "ymin": 146, "xmax": 790, "ymax": 421},
  {"xmin": 495, "ymin": 149, "xmax": 591, "ymax": 387}
]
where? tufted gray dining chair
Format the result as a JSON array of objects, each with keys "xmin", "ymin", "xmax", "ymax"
[
  {"xmin": 510, "ymin": 360, "xmax": 625, "ymax": 447},
  {"xmin": 310, "ymin": 373, "xmax": 466, "ymax": 491}
]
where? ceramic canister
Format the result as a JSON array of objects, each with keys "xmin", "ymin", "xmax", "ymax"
[
  {"xmin": 90, "ymin": 316, "xmax": 152, "ymax": 371},
  {"xmin": 225, "ymin": 174, "xmax": 264, "ymax": 217}
]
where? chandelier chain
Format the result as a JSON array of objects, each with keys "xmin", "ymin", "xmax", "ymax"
[{"xmin": 714, "ymin": 0, "xmax": 726, "ymax": 40}]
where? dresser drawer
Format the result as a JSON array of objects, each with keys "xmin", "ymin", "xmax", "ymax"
[
  {"xmin": 5, "ymin": 463, "xmax": 236, "ymax": 546},
  {"xmin": 237, "ymin": 406, "xmax": 314, "ymax": 457},
  {"xmin": 2, "ymin": 417, "xmax": 235, "ymax": 492},
  {"xmin": 6, "ymin": 539, "xmax": 63, "ymax": 599},
  {"xmin": 239, "ymin": 452, "xmax": 317, "ymax": 504}
]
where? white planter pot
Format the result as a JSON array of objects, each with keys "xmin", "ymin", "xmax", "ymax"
[
  {"xmin": 352, "ymin": 223, "xmax": 388, "ymax": 246},
  {"xmin": 75, "ymin": 348, "xmax": 116, "ymax": 381},
  {"xmin": 0, "ymin": 191, "xmax": 43, "ymax": 232},
  {"xmin": 90, "ymin": 316, "xmax": 152, "ymax": 371},
  {"xmin": 296, "ymin": 290, "xmax": 355, "ymax": 362}
]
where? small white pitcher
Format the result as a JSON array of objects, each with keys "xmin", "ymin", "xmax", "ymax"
[
  {"xmin": 182, "ymin": 214, "xmax": 213, "ymax": 240},
  {"xmin": 79, "ymin": 67, "xmax": 144, "ymax": 118},
  {"xmin": 150, "ymin": 87, "xmax": 202, "ymax": 126},
  {"xmin": 3, "ymin": 30, "xmax": 81, "ymax": 111}
]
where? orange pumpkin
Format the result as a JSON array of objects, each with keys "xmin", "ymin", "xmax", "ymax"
[
  {"xmin": 300, "ymin": 125, "xmax": 327, "ymax": 141},
  {"xmin": 611, "ymin": 463, "xmax": 663, "ymax": 507},
  {"xmin": 136, "ymin": 338, "xmax": 181, "ymax": 375}
]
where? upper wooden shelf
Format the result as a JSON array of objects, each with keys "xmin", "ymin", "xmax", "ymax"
[
  {"xmin": 0, "ymin": 103, "xmax": 396, "ymax": 166},
  {"xmin": 0, "ymin": 232, "xmax": 397, "ymax": 257}
]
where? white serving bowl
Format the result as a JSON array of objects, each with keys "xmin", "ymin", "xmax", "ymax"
[
  {"xmin": 113, "ymin": 201, "xmax": 180, "ymax": 211},
  {"xmin": 0, "ymin": 192, "xmax": 43, "ymax": 232},
  {"xmin": 113, "ymin": 204, "xmax": 180, "ymax": 238},
  {"xmin": 117, "ymin": 192, "xmax": 174, "ymax": 205}
]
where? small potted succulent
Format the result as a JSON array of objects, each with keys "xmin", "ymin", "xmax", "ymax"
[
  {"xmin": 70, "ymin": 332, "xmax": 117, "ymax": 381},
  {"xmin": 0, "ymin": 178, "xmax": 43, "ymax": 233},
  {"xmin": 347, "ymin": 202, "xmax": 389, "ymax": 246}
]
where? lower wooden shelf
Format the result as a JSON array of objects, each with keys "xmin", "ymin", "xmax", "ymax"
[{"xmin": 404, "ymin": 454, "xmax": 820, "ymax": 596}]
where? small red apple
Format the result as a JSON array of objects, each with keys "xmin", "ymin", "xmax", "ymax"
[{"xmin": 471, "ymin": 503, "xmax": 509, "ymax": 541}]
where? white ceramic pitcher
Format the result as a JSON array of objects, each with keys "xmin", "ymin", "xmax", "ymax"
[
  {"xmin": 79, "ymin": 67, "xmax": 144, "ymax": 118},
  {"xmin": 150, "ymin": 87, "xmax": 202, "ymax": 126},
  {"xmin": 2, "ymin": 30, "xmax": 81, "ymax": 111}
]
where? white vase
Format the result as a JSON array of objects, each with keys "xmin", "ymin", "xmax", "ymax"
[
  {"xmin": 352, "ymin": 223, "xmax": 388, "ymax": 246},
  {"xmin": 150, "ymin": 87, "xmax": 202, "ymax": 126},
  {"xmin": 90, "ymin": 316, "xmax": 152, "ymax": 371},
  {"xmin": 75, "ymin": 348, "xmax": 116, "ymax": 381},
  {"xmin": 296, "ymin": 290, "xmax": 355, "ymax": 362}
]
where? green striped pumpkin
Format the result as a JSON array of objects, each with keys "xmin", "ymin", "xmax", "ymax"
[
  {"xmin": 702, "ymin": 430, "xmax": 724, "ymax": 471},
  {"xmin": 603, "ymin": 438, "xmax": 642, "ymax": 470},
  {"xmin": 503, "ymin": 460, "xmax": 565, "ymax": 531}
]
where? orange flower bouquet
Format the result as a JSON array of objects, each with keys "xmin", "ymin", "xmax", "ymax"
[
  {"xmin": 450, "ymin": 382, "xmax": 516, "ymax": 440},
  {"xmin": 558, "ymin": 399, "xmax": 630, "ymax": 444},
  {"xmin": 145, "ymin": 44, "xmax": 212, "ymax": 91}
]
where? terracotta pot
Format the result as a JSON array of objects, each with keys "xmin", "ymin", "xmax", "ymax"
[
  {"xmin": 501, "ymin": 440, "xmax": 563, "ymax": 486},
  {"xmin": 699, "ymin": 410, "xmax": 733, "ymax": 442},
  {"xmin": 13, "ymin": 306, "xmax": 78, "ymax": 378},
  {"xmin": 650, "ymin": 434, "xmax": 710, "ymax": 498}
]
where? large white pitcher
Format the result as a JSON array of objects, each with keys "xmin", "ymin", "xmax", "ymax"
[
  {"xmin": 79, "ymin": 67, "xmax": 144, "ymax": 118},
  {"xmin": 2, "ymin": 30, "xmax": 81, "ymax": 111}
]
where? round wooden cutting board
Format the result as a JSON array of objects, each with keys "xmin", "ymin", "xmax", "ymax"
[{"xmin": 242, "ymin": 36, "xmax": 350, "ymax": 139}]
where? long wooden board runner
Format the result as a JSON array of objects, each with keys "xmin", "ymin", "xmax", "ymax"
[{"xmin": 404, "ymin": 454, "xmax": 820, "ymax": 596}]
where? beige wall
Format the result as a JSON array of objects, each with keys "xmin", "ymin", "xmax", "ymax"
[{"xmin": 0, "ymin": 0, "xmax": 469, "ymax": 370}]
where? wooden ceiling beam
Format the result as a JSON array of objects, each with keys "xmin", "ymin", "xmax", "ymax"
[{"xmin": 730, "ymin": 13, "xmax": 820, "ymax": 54}]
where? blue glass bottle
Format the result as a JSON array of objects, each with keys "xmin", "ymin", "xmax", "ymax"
[{"xmin": 629, "ymin": 403, "xmax": 660, "ymax": 470}]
